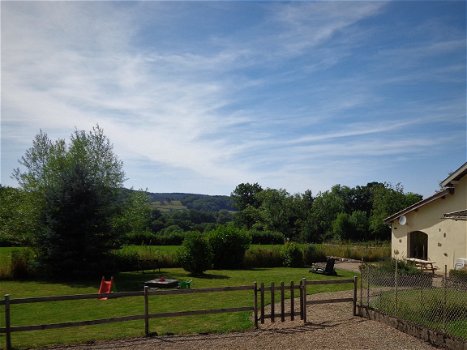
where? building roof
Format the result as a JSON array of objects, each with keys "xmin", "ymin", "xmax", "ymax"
[
  {"xmin": 384, "ymin": 188, "xmax": 453, "ymax": 224},
  {"xmin": 443, "ymin": 209, "xmax": 467, "ymax": 221},
  {"xmin": 385, "ymin": 162, "xmax": 467, "ymax": 224},
  {"xmin": 440, "ymin": 162, "xmax": 467, "ymax": 188}
]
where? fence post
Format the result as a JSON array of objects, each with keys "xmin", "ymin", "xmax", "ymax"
[
  {"xmin": 395, "ymin": 258, "xmax": 398, "ymax": 316},
  {"xmin": 144, "ymin": 286, "xmax": 149, "ymax": 336},
  {"xmin": 253, "ymin": 282, "xmax": 258, "ymax": 329},
  {"xmin": 4, "ymin": 294, "xmax": 11, "ymax": 350},
  {"xmin": 280, "ymin": 282, "xmax": 285, "ymax": 322},
  {"xmin": 260, "ymin": 282, "xmax": 265, "ymax": 324},
  {"xmin": 302, "ymin": 278, "xmax": 307, "ymax": 323},
  {"xmin": 443, "ymin": 265, "xmax": 447, "ymax": 333},
  {"xmin": 271, "ymin": 282, "xmax": 275, "ymax": 322},
  {"xmin": 360, "ymin": 266, "xmax": 363, "ymax": 308},
  {"xmin": 366, "ymin": 264, "xmax": 370, "ymax": 307},
  {"xmin": 353, "ymin": 276, "xmax": 358, "ymax": 316},
  {"xmin": 299, "ymin": 280, "xmax": 303, "ymax": 320},
  {"xmin": 290, "ymin": 281, "xmax": 295, "ymax": 321}
]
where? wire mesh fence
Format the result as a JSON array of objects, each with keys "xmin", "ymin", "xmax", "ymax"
[{"xmin": 360, "ymin": 263, "xmax": 467, "ymax": 340}]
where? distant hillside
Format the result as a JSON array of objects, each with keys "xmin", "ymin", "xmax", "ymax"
[{"xmin": 147, "ymin": 192, "xmax": 236, "ymax": 213}]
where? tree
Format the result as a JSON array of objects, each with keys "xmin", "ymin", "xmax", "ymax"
[
  {"xmin": 0, "ymin": 186, "xmax": 38, "ymax": 246},
  {"xmin": 369, "ymin": 183, "xmax": 422, "ymax": 240},
  {"xmin": 231, "ymin": 183, "xmax": 263, "ymax": 210},
  {"xmin": 13, "ymin": 125, "xmax": 125, "ymax": 277},
  {"xmin": 310, "ymin": 191, "xmax": 345, "ymax": 240}
]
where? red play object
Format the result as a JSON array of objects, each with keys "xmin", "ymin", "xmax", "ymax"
[{"xmin": 98, "ymin": 276, "xmax": 113, "ymax": 300}]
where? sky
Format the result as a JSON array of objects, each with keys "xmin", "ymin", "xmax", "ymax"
[{"xmin": 1, "ymin": 1, "xmax": 466, "ymax": 197}]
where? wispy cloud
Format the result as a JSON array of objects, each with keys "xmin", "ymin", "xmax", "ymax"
[{"xmin": 2, "ymin": 1, "xmax": 465, "ymax": 196}]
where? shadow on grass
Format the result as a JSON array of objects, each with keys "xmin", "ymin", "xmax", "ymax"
[{"xmin": 195, "ymin": 273, "xmax": 230, "ymax": 280}]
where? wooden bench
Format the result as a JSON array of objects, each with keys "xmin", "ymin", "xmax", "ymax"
[{"xmin": 406, "ymin": 258, "xmax": 438, "ymax": 274}]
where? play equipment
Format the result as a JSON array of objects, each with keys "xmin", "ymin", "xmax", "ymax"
[{"xmin": 98, "ymin": 276, "xmax": 114, "ymax": 300}]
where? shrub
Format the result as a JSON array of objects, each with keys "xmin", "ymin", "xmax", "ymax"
[
  {"xmin": 0, "ymin": 248, "xmax": 36, "ymax": 279},
  {"xmin": 367, "ymin": 258, "xmax": 422, "ymax": 275},
  {"xmin": 178, "ymin": 233, "xmax": 212, "ymax": 275},
  {"xmin": 125, "ymin": 231, "xmax": 157, "ymax": 245},
  {"xmin": 249, "ymin": 230, "xmax": 285, "ymax": 244},
  {"xmin": 207, "ymin": 224, "xmax": 251, "ymax": 269},
  {"xmin": 282, "ymin": 242, "xmax": 304, "ymax": 267},
  {"xmin": 303, "ymin": 244, "xmax": 327, "ymax": 265},
  {"xmin": 450, "ymin": 268, "xmax": 467, "ymax": 281},
  {"xmin": 244, "ymin": 246, "xmax": 283, "ymax": 267},
  {"xmin": 153, "ymin": 231, "xmax": 187, "ymax": 245}
]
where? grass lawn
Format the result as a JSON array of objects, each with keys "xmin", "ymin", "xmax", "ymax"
[
  {"xmin": 373, "ymin": 288, "xmax": 467, "ymax": 340},
  {"xmin": 1, "ymin": 267, "xmax": 356, "ymax": 349}
]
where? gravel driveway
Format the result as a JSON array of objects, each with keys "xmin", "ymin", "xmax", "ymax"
[{"xmin": 52, "ymin": 290, "xmax": 438, "ymax": 350}]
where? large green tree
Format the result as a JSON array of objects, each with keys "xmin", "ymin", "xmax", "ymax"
[{"xmin": 13, "ymin": 125, "xmax": 125, "ymax": 277}]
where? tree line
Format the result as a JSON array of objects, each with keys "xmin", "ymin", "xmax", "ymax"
[
  {"xmin": 0, "ymin": 126, "xmax": 422, "ymax": 277},
  {"xmin": 231, "ymin": 182, "xmax": 422, "ymax": 242}
]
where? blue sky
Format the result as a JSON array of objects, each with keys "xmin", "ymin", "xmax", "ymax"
[{"xmin": 1, "ymin": 1, "xmax": 466, "ymax": 197}]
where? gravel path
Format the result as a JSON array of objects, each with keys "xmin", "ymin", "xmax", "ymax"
[{"xmin": 51, "ymin": 290, "xmax": 438, "ymax": 350}]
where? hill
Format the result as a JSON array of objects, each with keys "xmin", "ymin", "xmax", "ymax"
[{"xmin": 146, "ymin": 192, "xmax": 236, "ymax": 213}]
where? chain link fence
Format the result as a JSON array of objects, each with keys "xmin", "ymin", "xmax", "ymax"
[{"xmin": 360, "ymin": 263, "xmax": 467, "ymax": 340}]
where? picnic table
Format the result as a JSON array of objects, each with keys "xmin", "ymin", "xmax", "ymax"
[
  {"xmin": 144, "ymin": 277, "xmax": 179, "ymax": 288},
  {"xmin": 405, "ymin": 258, "xmax": 438, "ymax": 274}
]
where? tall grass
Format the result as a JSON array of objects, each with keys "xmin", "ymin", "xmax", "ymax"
[{"xmin": 315, "ymin": 243, "xmax": 390, "ymax": 262}]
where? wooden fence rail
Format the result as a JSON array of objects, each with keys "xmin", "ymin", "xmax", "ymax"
[{"xmin": 1, "ymin": 277, "xmax": 357, "ymax": 350}]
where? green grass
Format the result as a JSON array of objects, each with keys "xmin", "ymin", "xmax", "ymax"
[
  {"xmin": 0, "ymin": 267, "xmax": 356, "ymax": 349},
  {"xmin": 373, "ymin": 288, "xmax": 467, "ymax": 340}
]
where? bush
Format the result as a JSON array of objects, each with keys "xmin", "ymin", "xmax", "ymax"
[
  {"xmin": 178, "ymin": 233, "xmax": 212, "ymax": 275},
  {"xmin": 153, "ymin": 231, "xmax": 187, "ymax": 245},
  {"xmin": 303, "ymin": 244, "xmax": 327, "ymax": 265},
  {"xmin": 282, "ymin": 242, "xmax": 304, "ymax": 267},
  {"xmin": 250, "ymin": 230, "xmax": 285, "ymax": 244},
  {"xmin": 125, "ymin": 231, "xmax": 157, "ymax": 245},
  {"xmin": 244, "ymin": 246, "xmax": 283, "ymax": 267},
  {"xmin": 113, "ymin": 246, "xmax": 178, "ymax": 272},
  {"xmin": 0, "ymin": 248, "xmax": 36, "ymax": 279},
  {"xmin": 207, "ymin": 224, "xmax": 251, "ymax": 269},
  {"xmin": 367, "ymin": 258, "xmax": 422, "ymax": 275}
]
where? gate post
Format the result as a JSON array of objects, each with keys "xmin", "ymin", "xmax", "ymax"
[
  {"xmin": 302, "ymin": 278, "xmax": 307, "ymax": 323},
  {"xmin": 353, "ymin": 276, "xmax": 358, "ymax": 316},
  {"xmin": 260, "ymin": 282, "xmax": 265, "ymax": 324},
  {"xmin": 271, "ymin": 282, "xmax": 275, "ymax": 322},
  {"xmin": 253, "ymin": 282, "xmax": 258, "ymax": 328},
  {"xmin": 299, "ymin": 279, "xmax": 303, "ymax": 320},
  {"xmin": 144, "ymin": 286, "xmax": 149, "ymax": 336},
  {"xmin": 280, "ymin": 282, "xmax": 285, "ymax": 322},
  {"xmin": 290, "ymin": 281, "xmax": 295, "ymax": 321},
  {"xmin": 5, "ymin": 294, "xmax": 12, "ymax": 350}
]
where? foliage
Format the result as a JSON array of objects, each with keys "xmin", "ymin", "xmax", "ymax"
[
  {"xmin": 0, "ymin": 248, "xmax": 36, "ymax": 279},
  {"xmin": 231, "ymin": 182, "xmax": 263, "ymax": 210},
  {"xmin": 178, "ymin": 233, "xmax": 212, "ymax": 274},
  {"xmin": 450, "ymin": 269, "xmax": 467, "ymax": 281},
  {"xmin": 281, "ymin": 242, "xmax": 304, "ymax": 267},
  {"xmin": 0, "ymin": 186, "xmax": 39, "ymax": 246},
  {"xmin": 207, "ymin": 224, "xmax": 251, "ymax": 269},
  {"xmin": 367, "ymin": 258, "xmax": 422, "ymax": 275},
  {"xmin": 303, "ymin": 244, "xmax": 327, "ymax": 264},
  {"xmin": 369, "ymin": 183, "xmax": 422, "ymax": 240},
  {"xmin": 114, "ymin": 190, "xmax": 153, "ymax": 236},
  {"xmin": 249, "ymin": 230, "xmax": 285, "ymax": 244},
  {"xmin": 243, "ymin": 246, "xmax": 283, "ymax": 267},
  {"xmin": 13, "ymin": 126, "xmax": 125, "ymax": 277}
]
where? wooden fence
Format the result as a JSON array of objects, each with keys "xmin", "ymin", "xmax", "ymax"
[{"xmin": 1, "ymin": 277, "xmax": 357, "ymax": 350}]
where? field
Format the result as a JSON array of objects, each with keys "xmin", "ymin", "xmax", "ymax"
[{"xmin": 0, "ymin": 265, "xmax": 356, "ymax": 349}]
